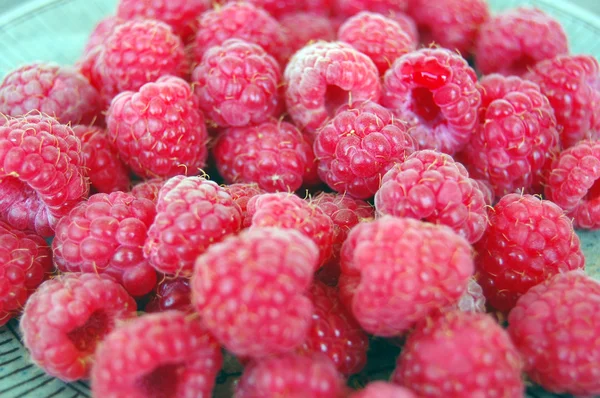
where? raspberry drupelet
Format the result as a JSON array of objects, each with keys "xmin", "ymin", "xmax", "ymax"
[
  {"xmin": 130, "ymin": 178, "xmax": 166, "ymax": 203},
  {"xmin": 222, "ymin": 183, "xmax": 266, "ymax": 221},
  {"xmin": 279, "ymin": 12, "xmax": 336, "ymax": 54},
  {"xmin": 332, "ymin": 0, "xmax": 409, "ymax": 18},
  {"xmin": 145, "ymin": 277, "xmax": 192, "ymax": 313}
]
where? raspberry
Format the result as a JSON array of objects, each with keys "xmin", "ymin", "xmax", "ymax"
[
  {"xmin": 313, "ymin": 101, "xmax": 416, "ymax": 199},
  {"xmin": 461, "ymin": 74, "xmax": 560, "ymax": 198},
  {"xmin": 20, "ymin": 274, "xmax": 136, "ymax": 381},
  {"xmin": 144, "ymin": 175, "xmax": 242, "ymax": 276},
  {"xmin": 53, "ymin": 191, "xmax": 158, "ymax": 297},
  {"xmin": 236, "ymin": 353, "xmax": 346, "ymax": 398},
  {"xmin": 226, "ymin": 0, "xmax": 332, "ymax": 19},
  {"xmin": 332, "ymin": 0, "xmax": 408, "ymax": 18},
  {"xmin": 246, "ymin": 193, "xmax": 334, "ymax": 265},
  {"xmin": 350, "ymin": 382, "xmax": 417, "ymax": 398},
  {"xmin": 392, "ymin": 311, "xmax": 524, "ymax": 397},
  {"xmin": 0, "ymin": 63, "xmax": 101, "ymax": 125},
  {"xmin": 130, "ymin": 178, "xmax": 166, "ymax": 203},
  {"xmin": 340, "ymin": 216, "xmax": 474, "ymax": 336},
  {"xmin": 0, "ymin": 114, "xmax": 89, "ymax": 237},
  {"xmin": 91, "ymin": 311, "xmax": 222, "ymax": 398},
  {"xmin": 284, "ymin": 42, "xmax": 381, "ymax": 134},
  {"xmin": 508, "ymin": 271, "xmax": 600, "ymax": 396},
  {"xmin": 222, "ymin": 183, "xmax": 266, "ymax": 221},
  {"xmin": 82, "ymin": 15, "xmax": 124, "ymax": 54},
  {"xmin": 0, "ymin": 222, "xmax": 52, "ymax": 326},
  {"xmin": 475, "ymin": 7, "xmax": 568, "ymax": 76},
  {"xmin": 525, "ymin": 55, "xmax": 600, "ymax": 148},
  {"xmin": 390, "ymin": 12, "xmax": 418, "ymax": 44},
  {"xmin": 193, "ymin": 3, "xmax": 290, "ymax": 65},
  {"xmin": 338, "ymin": 12, "xmax": 416, "ymax": 75},
  {"xmin": 382, "ymin": 48, "xmax": 481, "ymax": 155},
  {"xmin": 410, "ymin": 0, "xmax": 489, "ymax": 55},
  {"xmin": 474, "ymin": 178, "xmax": 494, "ymax": 206},
  {"xmin": 214, "ymin": 119, "xmax": 317, "ymax": 192},
  {"xmin": 191, "ymin": 39, "xmax": 281, "ymax": 128},
  {"xmin": 279, "ymin": 12, "xmax": 336, "ymax": 54},
  {"xmin": 455, "ymin": 278, "xmax": 486, "ymax": 313},
  {"xmin": 106, "ymin": 76, "xmax": 208, "ymax": 179},
  {"xmin": 375, "ymin": 150, "xmax": 488, "ymax": 244},
  {"xmin": 474, "ymin": 193, "xmax": 585, "ymax": 313},
  {"xmin": 145, "ymin": 277, "xmax": 192, "ymax": 313},
  {"xmin": 71, "ymin": 125, "xmax": 130, "ymax": 193},
  {"xmin": 192, "ymin": 227, "xmax": 319, "ymax": 357}
]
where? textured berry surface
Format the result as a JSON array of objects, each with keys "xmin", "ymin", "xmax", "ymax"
[
  {"xmin": 107, "ymin": 76, "xmax": 208, "ymax": 178},
  {"xmin": 474, "ymin": 194, "xmax": 585, "ymax": 312},
  {"xmin": 508, "ymin": 271, "xmax": 600, "ymax": 396},
  {"xmin": 455, "ymin": 278, "xmax": 486, "ymax": 313},
  {"xmin": 144, "ymin": 176, "xmax": 242, "ymax": 275},
  {"xmin": 392, "ymin": 311, "xmax": 524, "ymax": 397},
  {"xmin": 375, "ymin": 150, "xmax": 488, "ymax": 244},
  {"xmin": 338, "ymin": 12, "xmax": 416, "ymax": 75},
  {"xmin": 130, "ymin": 178, "xmax": 166, "ymax": 203},
  {"xmin": 280, "ymin": 12, "xmax": 337, "ymax": 53},
  {"xmin": 226, "ymin": 0, "xmax": 332, "ymax": 19},
  {"xmin": 192, "ymin": 227, "xmax": 318, "ymax": 357},
  {"xmin": 391, "ymin": 12, "xmax": 418, "ymax": 44},
  {"xmin": 0, "ymin": 114, "xmax": 89, "ymax": 237},
  {"xmin": 0, "ymin": 63, "xmax": 101, "ymax": 125},
  {"xmin": 340, "ymin": 216, "xmax": 474, "ymax": 336},
  {"xmin": 382, "ymin": 48, "xmax": 480, "ymax": 154},
  {"xmin": 145, "ymin": 277, "xmax": 192, "ymax": 313},
  {"xmin": 0, "ymin": 221, "xmax": 52, "ymax": 326},
  {"xmin": 91, "ymin": 311, "xmax": 222, "ymax": 398},
  {"xmin": 82, "ymin": 15, "xmax": 124, "ymax": 54},
  {"xmin": 332, "ymin": 0, "xmax": 408, "ymax": 18},
  {"xmin": 53, "ymin": 192, "xmax": 158, "ymax": 297},
  {"xmin": 475, "ymin": 7, "xmax": 568, "ymax": 76},
  {"xmin": 314, "ymin": 101, "xmax": 416, "ymax": 199},
  {"xmin": 20, "ymin": 274, "xmax": 136, "ymax": 381},
  {"xmin": 222, "ymin": 183, "xmax": 266, "ymax": 221},
  {"xmin": 462, "ymin": 74, "xmax": 560, "ymax": 198},
  {"xmin": 284, "ymin": 42, "xmax": 381, "ymax": 134},
  {"xmin": 350, "ymin": 382, "xmax": 417, "ymax": 398},
  {"xmin": 525, "ymin": 55, "xmax": 600, "ymax": 148}
]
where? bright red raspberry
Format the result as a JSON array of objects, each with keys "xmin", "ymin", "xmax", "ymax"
[
  {"xmin": 106, "ymin": 76, "xmax": 208, "ymax": 179},
  {"xmin": 193, "ymin": 2, "xmax": 290, "ymax": 65},
  {"xmin": 145, "ymin": 277, "xmax": 192, "ymax": 313},
  {"xmin": 375, "ymin": 150, "xmax": 488, "ymax": 244},
  {"xmin": 390, "ymin": 12, "xmax": 418, "ymax": 44},
  {"xmin": 246, "ymin": 193, "xmax": 334, "ymax": 265},
  {"xmin": 313, "ymin": 101, "xmax": 416, "ymax": 199},
  {"xmin": 222, "ymin": 183, "xmax": 266, "ymax": 221},
  {"xmin": 279, "ymin": 12, "xmax": 336, "ymax": 54},
  {"xmin": 508, "ymin": 271, "xmax": 600, "ymax": 396},
  {"xmin": 144, "ymin": 175, "xmax": 242, "ymax": 276},
  {"xmin": 191, "ymin": 39, "xmax": 281, "ymax": 128},
  {"xmin": 84, "ymin": 16, "xmax": 123, "ymax": 53},
  {"xmin": 236, "ymin": 353, "xmax": 346, "ymax": 398},
  {"xmin": 475, "ymin": 7, "xmax": 568, "ymax": 76},
  {"xmin": 71, "ymin": 125, "xmax": 130, "ymax": 193},
  {"xmin": 20, "ymin": 274, "xmax": 136, "ymax": 381},
  {"xmin": 91, "ymin": 311, "xmax": 222, "ymax": 398},
  {"xmin": 350, "ymin": 382, "xmax": 417, "ymax": 398},
  {"xmin": 226, "ymin": 0, "xmax": 332, "ymax": 19},
  {"xmin": 0, "ymin": 222, "xmax": 52, "ymax": 326},
  {"xmin": 461, "ymin": 74, "xmax": 560, "ymax": 198},
  {"xmin": 0, "ymin": 63, "xmax": 101, "ymax": 125},
  {"xmin": 0, "ymin": 114, "xmax": 89, "ymax": 237},
  {"xmin": 474, "ymin": 194, "xmax": 584, "ymax": 313},
  {"xmin": 392, "ymin": 311, "xmax": 524, "ymax": 397},
  {"xmin": 340, "ymin": 216, "xmax": 474, "ymax": 336},
  {"xmin": 382, "ymin": 48, "xmax": 481, "ymax": 154},
  {"xmin": 284, "ymin": 42, "xmax": 381, "ymax": 134},
  {"xmin": 525, "ymin": 55, "xmax": 600, "ymax": 148},
  {"xmin": 332, "ymin": 0, "xmax": 408, "ymax": 18},
  {"xmin": 130, "ymin": 178, "xmax": 166, "ymax": 203},
  {"xmin": 192, "ymin": 227, "xmax": 319, "ymax": 357}
]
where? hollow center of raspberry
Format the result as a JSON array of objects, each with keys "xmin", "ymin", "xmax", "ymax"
[
  {"xmin": 585, "ymin": 178, "xmax": 600, "ymax": 201},
  {"xmin": 67, "ymin": 310, "xmax": 110, "ymax": 355},
  {"xmin": 138, "ymin": 363, "xmax": 182, "ymax": 398},
  {"xmin": 325, "ymin": 85, "xmax": 350, "ymax": 115},
  {"xmin": 411, "ymin": 87, "xmax": 441, "ymax": 122}
]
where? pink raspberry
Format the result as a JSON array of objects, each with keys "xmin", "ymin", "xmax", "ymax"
[
  {"xmin": 0, "ymin": 114, "xmax": 89, "ymax": 237},
  {"xmin": 279, "ymin": 13, "xmax": 336, "ymax": 54},
  {"xmin": 82, "ymin": 15, "xmax": 124, "ymax": 54},
  {"xmin": 53, "ymin": 192, "xmax": 158, "ymax": 297},
  {"xmin": 332, "ymin": 0, "xmax": 408, "ymax": 18},
  {"xmin": 192, "ymin": 227, "xmax": 319, "ymax": 357},
  {"xmin": 473, "ymin": 178, "xmax": 494, "ymax": 206},
  {"xmin": 191, "ymin": 39, "xmax": 281, "ymax": 128},
  {"xmin": 475, "ymin": 7, "xmax": 568, "ymax": 76},
  {"xmin": 144, "ymin": 175, "xmax": 242, "ymax": 276},
  {"xmin": 338, "ymin": 12, "xmax": 416, "ymax": 75},
  {"xmin": 236, "ymin": 353, "xmax": 346, "ymax": 398},
  {"xmin": 214, "ymin": 119, "xmax": 317, "ymax": 192},
  {"xmin": 130, "ymin": 178, "xmax": 166, "ymax": 203},
  {"xmin": 392, "ymin": 311, "xmax": 524, "ymax": 397},
  {"xmin": 106, "ymin": 76, "xmax": 208, "ymax": 179},
  {"xmin": 508, "ymin": 271, "xmax": 600, "ymax": 396},
  {"xmin": 0, "ymin": 63, "xmax": 101, "ymax": 125},
  {"xmin": 284, "ymin": 42, "xmax": 381, "ymax": 134},
  {"xmin": 474, "ymin": 193, "xmax": 584, "ymax": 313},
  {"xmin": 390, "ymin": 12, "xmax": 418, "ymax": 44},
  {"xmin": 0, "ymin": 222, "xmax": 52, "ymax": 326},
  {"xmin": 91, "ymin": 311, "xmax": 222, "ymax": 398},
  {"xmin": 350, "ymin": 382, "xmax": 417, "ymax": 398},
  {"xmin": 340, "ymin": 216, "xmax": 474, "ymax": 336},
  {"xmin": 375, "ymin": 150, "xmax": 488, "ymax": 244},
  {"xmin": 71, "ymin": 125, "xmax": 130, "ymax": 193},
  {"xmin": 145, "ymin": 277, "xmax": 192, "ymax": 313},
  {"xmin": 525, "ymin": 55, "xmax": 600, "ymax": 148},
  {"xmin": 222, "ymin": 183, "xmax": 266, "ymax": 221},
  {"xmin": 226, "ymin": 0, "xmax": 332, "ymax": 19},
  {"xmin": 246, "ymin": 193, "xmax": 334, "ymax": 265},
  {"xmin": 313, "ymin": 101, "xmax": 416, "ymax": 199},
  {"xmin": 20, "ymin": 274, "xmax": 137, "ymax": 381},
  {"xmin": 382, "ymin": 48, "xmax": 481, "ymax": 154},
  {"xmin": 461, "ymin": 74, "xmax": 560, "ymax": 198}
]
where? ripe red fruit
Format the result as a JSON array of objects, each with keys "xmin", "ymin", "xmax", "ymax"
[
  {"xmin": 280, "ymin": 12, "xmax": 336, "ymax": 53},
  {"xmin": 145, "ymin": 277, "xmax": 192, "ymax": 314},
  {"xmin": 350, "ymin": 382, "xmax": 417, "ymax": 398},
  {"xmin": 332, "ymin": 0, "xmax": 409, "ymax": 18},
  {"xmin": 130, "ymin": 178, "xmax": 165, "ymax": 203},
  {"xmin": 222, "ymin": 183, "xmax": 266, "ymax": 222}
]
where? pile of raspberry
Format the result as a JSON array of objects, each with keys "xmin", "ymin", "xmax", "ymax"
[{"xmin": 1, "ymin": 0, "xmax": 599, "ymax": 397}]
